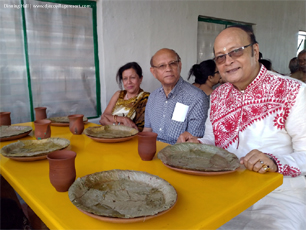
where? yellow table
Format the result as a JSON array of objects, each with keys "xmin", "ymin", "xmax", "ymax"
[{"xmin": 0, "ymin": 122, "xmax": 283, "ymax": 229}]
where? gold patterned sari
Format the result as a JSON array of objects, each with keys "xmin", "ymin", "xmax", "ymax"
[{"xmin": 112, "ymin": 89, "xmax": 150, "ymax": 131}]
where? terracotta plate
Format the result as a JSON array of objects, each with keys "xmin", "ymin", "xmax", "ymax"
[
  {"xmin": 76, "ymin": 202, "xmax": 176, "ymax": 223},
  {"xmin": 68, "ymin": 170, "xmax": 177, "ymax": 222},
  {"xmin": 84, "ymin": 125, "xmax": 138, "ymax": 137},
  {"xmin": 50, "ymin": 122, "xmax": 70, "ymax": 127},
  {"xmin": 50, "ymin": 121, "xmax": 88, "ymax": 127},
  {"xmin": 1, "ymin": 138, "xmax": 70, "ymax": 161},
  {"xmin": 158, "ymin": 143, "xmax": 240, "ymax": 172},
  {"xmin": 49, "ymin": 116, "xmax": 88, "ymax": 126},
  {"xmin": 0, "ymin": 130, "xmax": 32, "ymax": 142},
  {"xmin": 4, "ymin": 155, "xmax": 47, "ymax": 162},
  {"xmin": 85, "ymin": 134, "xmax": 136, "ymax": 143},
  {"xmin": 162, "ymin": 163, "xmax": 238, "ymax": 176}
]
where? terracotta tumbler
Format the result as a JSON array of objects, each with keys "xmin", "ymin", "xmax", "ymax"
[
  {"xmin": 34, "ymin": 119, "xmax": 51, "ymax": 140},
  {"xmin": 68, "ymin": 114, "xmax": 84, "ymax": 135},
  {"xmin": 0, "ymin": 112, "xmax": 11, "ymax": 126},
  {"xmin": 34, "ymin": 107, "xmax": 47, "ymax": 120},
  {"xmin": 137, "ymin": 132, "xmax": 158, "ymax": 161},
  {"xmin": 47, "ymin": 150, "xmax": 76, "ymax": 192}
]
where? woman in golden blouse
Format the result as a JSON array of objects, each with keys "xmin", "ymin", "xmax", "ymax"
[{"xmin": 99, "ymin": 62, "xmax": 150, "ymax": 131}]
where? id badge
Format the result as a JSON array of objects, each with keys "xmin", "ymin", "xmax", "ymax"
[{"xmin": 172, "ymin": 102, "xmax": 189, "ymax": 122}]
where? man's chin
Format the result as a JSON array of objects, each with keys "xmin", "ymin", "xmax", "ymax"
[
  {"xmin": 223, "ymin": 75, "xmax": 241, "ymax": 84},
  {"xmin": 164, "ymin": 77, "xmax": 179, "ymax": 84}
]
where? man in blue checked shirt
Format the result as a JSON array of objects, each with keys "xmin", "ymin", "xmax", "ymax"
[{"xmin": 143, "ymin": 48, "xmax": 209, "ymax": 145}]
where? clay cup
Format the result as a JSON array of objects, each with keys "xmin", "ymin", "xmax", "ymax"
[
  {"xmin": 68, "ymin": 114, "xmax": 84, "ymax": 135},
  {"xmin": 0, "ymin": 112, "xmax": 11, "ymax": 126},
  {"xmin": 137, "ymin": 132, "xmax": 158, "ymax": 161},
  {"xmin": 34, "ymin": 107, "xmax": 47, "ymax": 120},
  {"xmin": 34, "ymin": 119, "xmax": 51, "ymax": 140},
  {"xmin": 47, "ymin": 150, "xmax": 76, "ymax": 192}
]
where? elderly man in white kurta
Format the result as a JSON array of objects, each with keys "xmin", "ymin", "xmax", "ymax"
[{"xmin": 178, "ymin": 25, "xmax": 306, "ymax": 229}]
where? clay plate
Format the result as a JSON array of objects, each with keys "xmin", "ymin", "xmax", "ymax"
[
  {"xmin": 49, "ymin": 116, "xmax": 88, "ymax": 126},
  {"xmin": 162, "ymin": 162, "xmax": 238, "ymax": 176},
  {"xmin": 1, "ymin": 138, "xmax": 70, "ymax": 162},
  {"xmin": 4, "ymin": 155, "xmax": 47, "ymax": 162},
  {"xmin": 76, "ymin": 202, "xmax": 176, "ymax": 223},
  {"xmin": 84, "ymin": 125, "xmax": 138, "ymax": 143},
  {"xmin": 68, "ymin": 170, "xmax": 177, "ymax": 222},
  {"xmin": 50, "ymin": 120, "xmax": 88, "ymax": 127},
  {"xmin": 85, "ymin": 134, "xmax": 136, "ymax": 143},
  {"xmin": 0, "ymin": 130, "xmax": 32, "ymax": 142},
  {"xmin": 0, "ymin": 126, "xmax": 32, "ymax": 142},
  {"xmin": 158, "ymin": 143, "xmax": 240, "ymax": 172}
]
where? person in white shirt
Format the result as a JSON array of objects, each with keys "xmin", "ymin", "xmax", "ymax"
[{"xmin": 178, "ymin": 25, "xmax": 306, "ymax": 229}]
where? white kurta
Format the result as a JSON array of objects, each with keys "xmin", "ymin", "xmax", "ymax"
[{"xmin": 199, "ymin": 66, "xmax": 306, "ymax": 229}]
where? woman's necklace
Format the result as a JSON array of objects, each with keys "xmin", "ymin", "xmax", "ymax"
[
  {"xmin": 125, "ymin": 90, "xmax": 140, "ymax": 104},
  {"xmin": 125, "ymin": 90, "xmax": 140, "ymax": 100}
]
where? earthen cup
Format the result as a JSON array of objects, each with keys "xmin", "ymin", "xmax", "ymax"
[
  {"xmin": 34, "ymin": 119, "xmax": 51, "ymax": 139},
  {"xmin": 0, "ymin": 112, "xmax": 11, "ymax": 126},
  {"xmin": 34, "ymin": 107, "xmax": 47, "ymax": 120},
  {"xmin": 48, "ymin": 151, "xmax": 76, "ymax": 192},
  {"xmin": 68, "ymin": 115, "xmax": 84, "ymax": 135},
  {"xmin": 137, "ymin": 133, "xmax": 157, "ymax": 161}
]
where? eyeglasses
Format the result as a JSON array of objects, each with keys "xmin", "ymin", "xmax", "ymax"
[
  {"xmin": 214, "ymin": 71, "xmax": 219, "ymax": 74},
  {"xmin": 214, "ymin": 43, "xmax": 254, "ymax": 64},
  {"xmin": 152, "ymin": 60, "xmax": 180, "ymax": 71}
]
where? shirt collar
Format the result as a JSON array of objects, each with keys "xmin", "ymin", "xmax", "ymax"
[
  {"xmin": 230, "ymin": 65, "xmax": 267, "ymax": 93},
  {"xmin": 158, "ymin": 77, "xmax": 183, "ymax": 98}
]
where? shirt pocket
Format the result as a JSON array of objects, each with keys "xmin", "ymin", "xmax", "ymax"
[{"xmin": 167, "ymin": 119, "xmax": 187, "ymax": 140}]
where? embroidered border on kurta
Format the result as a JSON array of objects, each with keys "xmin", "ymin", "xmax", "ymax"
[{"xmin": 210, "ymin": 67, "xmax": 301, "ymax": 149}]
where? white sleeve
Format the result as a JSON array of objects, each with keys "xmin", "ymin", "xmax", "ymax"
[
  {"xmin": 198, "ymin": 108, "xmax": 215, "ymax": 145},
  {"xmin": 268, "ymin": 84, "xmax": 306, "ymax": 177}
]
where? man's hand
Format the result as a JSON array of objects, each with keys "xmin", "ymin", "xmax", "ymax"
[
  {"xmin": 176, "ymin": 131, "xmax": 200, "ymax": 143},
  {"xmin": 240, "ymin": 149, "xmax": 278, "ymax": 173}
]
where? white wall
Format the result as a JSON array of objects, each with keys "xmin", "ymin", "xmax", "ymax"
[{"xmin": 97, "ymin": 0, "xmax": 306, "ymax": 113}]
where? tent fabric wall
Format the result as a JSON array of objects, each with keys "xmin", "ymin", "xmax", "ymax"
[
  {"xmin": 0, "ymin": 0, "xmax": 100, "ymax": 124},
  {"xmin": 0, "ymin": 0, "xmax": 31, "ymax": 124}
]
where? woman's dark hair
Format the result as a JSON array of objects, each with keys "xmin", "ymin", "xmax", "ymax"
[
  {"xmin": 116, "ymin": 62, "xmax": 143, "ymax": 89},
  {"xmin": 188, "ymin": 59, "xmax": 216, "ymax": 84}
]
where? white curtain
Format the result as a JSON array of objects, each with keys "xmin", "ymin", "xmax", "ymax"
[
  {"xmin": 197, "ymin": 21, "xmax": 224, "ymax": 63},
  {"xmin": 0, "ymin": 0, "xmax": 99, "ymax": 124},
  {"xmin": 24, "ymin": 0, "xmax": 98, "ymax": 118},
  {"xmin": 0, "ymin": 0, "xmax": 32, "ymax": 123}
]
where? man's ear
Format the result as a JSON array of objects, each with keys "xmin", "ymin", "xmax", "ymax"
[
  {"xmin": 150, "ymin": 67, "xmax": 157, "ymax": 79},
  {"xmin": 253, "ymin": 43, "xmax": 259, "ymax": 59},
  {"xmin": 178, "ymin": 61, "xmax": 182, "ymax": 73}
]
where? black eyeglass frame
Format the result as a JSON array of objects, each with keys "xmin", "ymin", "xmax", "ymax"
[
  {"xmin": 213, "ymin": 43, "xmax": 254, "ymax": 64},
  {"xmin": 151, "ymin": 59, "xmax": 181, "ymax": 71}
]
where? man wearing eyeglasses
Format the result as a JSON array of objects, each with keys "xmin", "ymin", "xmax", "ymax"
[
  {"xmin": 178, "ymin": 25, "xmax": 306, "ymax": 229},
  {"xmin": 143, "ymin": 48, "xmax": 209, "ymax": 145}
]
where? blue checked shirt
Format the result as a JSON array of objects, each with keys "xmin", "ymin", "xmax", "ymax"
[{"xmin": 144, "ymin": 77, "xmax": 209, "ymax": 145}]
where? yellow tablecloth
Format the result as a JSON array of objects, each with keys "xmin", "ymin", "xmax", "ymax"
[{"xmin": 0, "ymin": 122, "xmax": 283, "ymax": 229}]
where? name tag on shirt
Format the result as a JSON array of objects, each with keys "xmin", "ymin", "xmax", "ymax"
[{"xmin": 172, "ymin": 102, "xmax": 189, "ymax": 122}]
